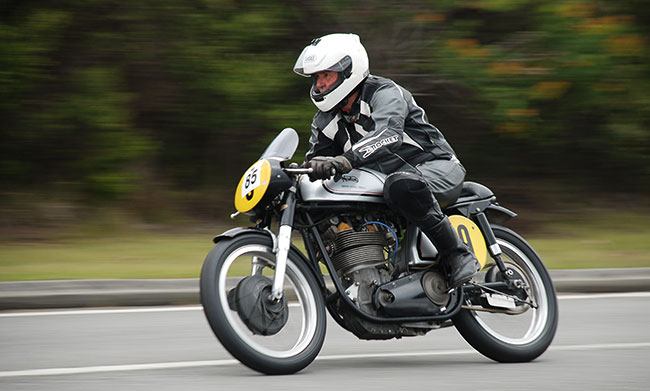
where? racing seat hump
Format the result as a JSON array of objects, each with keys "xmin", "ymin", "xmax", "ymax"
[{"xmin": 456, "ymin": 181, "xmax": 494, "ymax": 203}]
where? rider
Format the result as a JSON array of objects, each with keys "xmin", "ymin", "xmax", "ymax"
[{"xmin": 294, "ymin": 33, "xmax": 480, "ymax": 287}]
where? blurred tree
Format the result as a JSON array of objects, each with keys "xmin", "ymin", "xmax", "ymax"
[
  {"xmin": 1, "ymin": 3, "xmax": 155, "ymax": 199},
  {"xmin": 424, "ymin": 0, "xmax": 650, "ymax": 190},
  {"xmin": 0, "ymin": 0, "xmax": 648, "ymax": 227},
  {"xmin": 0, "ymin": 0, "xmax": 314, "ymax": 211}
]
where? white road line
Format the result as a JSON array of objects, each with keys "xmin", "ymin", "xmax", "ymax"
[
  {"xmin": 550, "ymin": 342, "xmax": 650, "ymax": 351},
  {"xmin": 1, "ymin": 342, "xmax": 649, "ymax": 378},
  {"xmin": 0, "ymin": 360, "xmax": 239, "ymax": 378},
  {"xmin": 0, "ymin": 303, "xmax": 305, "ymax": 318},
  {"xmin": 0, "ymin": 305, "xmax": 204, "ymax": 318},
  {"xmin": 1, "ymin": 292, "xmax": 649, "ymax": 318},
  {"xmin": 557, "ymin": 292, "xmax": 650, "ymax": 300}
]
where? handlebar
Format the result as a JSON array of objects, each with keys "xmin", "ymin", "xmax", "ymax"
[
  {"xmin": 284, "ymin": 167, "xmax": 338, "ymax": 178},
  {"xmin": 283, "ymin": 167, "xmax": 313, "ymax": 174}
]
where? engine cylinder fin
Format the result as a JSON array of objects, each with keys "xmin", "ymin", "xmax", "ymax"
[
  {"xmin": 331, "ymin": 230, "xmax": 386, "ymax": 275},
  {"xmin": 332, "ymin": 245, "xmax": 385, "ymax": 275},
  {"xmin": 334, "ymin": 230, "xmax": 385, "ymax": 253}
]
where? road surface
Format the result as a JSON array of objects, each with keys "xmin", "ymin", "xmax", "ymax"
[{"xmin": 1, "ymin": 292, "xmax": 649, "ymax": 390}]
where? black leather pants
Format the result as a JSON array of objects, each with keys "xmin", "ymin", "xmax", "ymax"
[{"xmin": 383, "ymin": 158, "xmax": 465, "ymax": 228}]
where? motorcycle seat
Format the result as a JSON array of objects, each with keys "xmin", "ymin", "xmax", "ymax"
[{"xmin": 455, "ymin": 181, "xmax": 495, "ymax": 203}]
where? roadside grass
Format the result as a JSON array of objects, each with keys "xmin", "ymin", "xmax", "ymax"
[
  {"xmin": 527, "ymin": 212, "xmax": 650, "ymax": 269},
  {"xmin": 1, "ymin": 212, "xmax": 648, "ymax": 281},
  {"xmin": 0, "ymin": 233, "xmax": 215, "ymax": 281}
]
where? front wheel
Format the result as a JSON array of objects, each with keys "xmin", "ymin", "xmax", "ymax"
[
  {"xmin": 200, "ymin": 233, "xmax": 326, "ymax": 374},
  {"xmin": 453, "ymin": 225, "xmax": 558, "ymax": 362}
]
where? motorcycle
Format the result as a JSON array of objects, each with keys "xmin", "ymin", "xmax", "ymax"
[{"xmin": 200, "ymin": 127, "xmax": 558, "ymax": 375}]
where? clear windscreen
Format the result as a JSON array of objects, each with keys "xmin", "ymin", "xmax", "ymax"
[{"xmin": 260, "ymin": 127, "xmax": 299, "ymax": 161}]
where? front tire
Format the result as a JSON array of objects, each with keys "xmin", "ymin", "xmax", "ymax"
[
  {"xmin": 200, "ymin": 233, "xmax": 326, "ymax": 374},
  {"xmin": 453, "ymin": 225, "xmax": 558, "ymax": 362}
]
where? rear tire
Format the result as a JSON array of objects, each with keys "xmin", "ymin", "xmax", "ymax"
[
  {"xmin": 200, "ymin": 233, "xmax": 326, "ymax": 374},
  {"xmin": 452, "ymin": 225, "xmax": 558, "ymax": 362}
]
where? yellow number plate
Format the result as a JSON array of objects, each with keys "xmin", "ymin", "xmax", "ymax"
[
  {"xmin": 449, "ymin": 215, "xmax": 488, "ymax": 269},
  {"xmin": 234, "ymin": 159, "xmax": 272, "ymax": 213}
]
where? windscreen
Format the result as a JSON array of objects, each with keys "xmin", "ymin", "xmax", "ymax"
[{"xmin": 260, "ymin": 127, "xmax": 299, "ymax": 161}]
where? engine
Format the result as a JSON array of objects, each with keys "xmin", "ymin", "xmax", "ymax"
[
  {"xmin": 318, "ymin": 213, "xmax": 450, "ymax": 340},
  {"xmin": 320, "ymin": 215, "xmax": 396, "ymax": 339}
]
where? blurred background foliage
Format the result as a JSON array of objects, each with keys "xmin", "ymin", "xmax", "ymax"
[{"xmin": 1, "ymin": 0, "xmax": 649, "ymax": 233}]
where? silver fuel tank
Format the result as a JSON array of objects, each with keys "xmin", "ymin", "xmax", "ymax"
[{"xmin": 298, "ymin": 168, "xmax": 386, "ymax": 203}]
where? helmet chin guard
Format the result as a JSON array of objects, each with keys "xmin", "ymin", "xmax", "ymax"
[{"xmin": 294, "ymin": 33, "xmax": 369, "ymax": 112}]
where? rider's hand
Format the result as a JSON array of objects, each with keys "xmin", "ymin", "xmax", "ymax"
[{"xmin": 307, "ymin": 156, "xmax": 352, "ymax": 181}]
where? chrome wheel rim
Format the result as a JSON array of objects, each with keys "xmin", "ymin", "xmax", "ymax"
[
  {"xmin": 469, "ymin": 239, "xmax": 550, "ymax": 345},
  {"xmin": 217, "ymin": 244, "xmax": 319, "ymax": 358}
]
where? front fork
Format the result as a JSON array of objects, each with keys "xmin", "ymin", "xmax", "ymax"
[
  {"xmin": 474, "ymin": 212, "xmax": 513, "ymax": 278},
  {"xmin": 269, "ymin": 185, "xmax": 297, "ymax": 301}
]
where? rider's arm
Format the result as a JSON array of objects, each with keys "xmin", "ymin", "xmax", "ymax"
[
  {"xmin": 305, "ymin": 113, "xmax": 344, "ymax": 162},
  {"xmin": 342, "ymin": 82, "xmax": 408, "ymax": 168}
]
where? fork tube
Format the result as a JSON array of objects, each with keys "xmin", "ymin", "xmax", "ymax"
[
  {"xmin": 270, "ymin": 186, "xmax": 297, "ymax": 301},
  {"xmin": 251, "ymin": 257, "xmax": 264, "ymax": 275},
  {"xmin": 475, "ymin": 212, "xmax": 509, "ymax": 274}
]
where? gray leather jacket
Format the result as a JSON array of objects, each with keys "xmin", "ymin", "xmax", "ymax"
[{"xmin": 305, "ymin": 75, "xmax": 458, "ymax": 174}]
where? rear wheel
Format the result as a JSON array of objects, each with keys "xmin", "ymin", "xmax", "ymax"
[
  {"xmin": 452, "ymin": 225, "xmax": 558, "ymax": 362},
  {"xmin": 200, "ymin": 233, "xmax": 326, "ymax": 374}
]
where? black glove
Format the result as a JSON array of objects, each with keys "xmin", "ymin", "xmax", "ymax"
[{"xmin": 307, "ymin": 156, "xmax": 352, "ymax": 181}]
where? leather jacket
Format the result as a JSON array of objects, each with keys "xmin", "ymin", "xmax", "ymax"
[{"xmin": 305, "ymin": 75, "xmax": 458, "ymax": 173}]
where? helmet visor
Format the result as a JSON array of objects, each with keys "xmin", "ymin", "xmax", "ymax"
[
  {"xmin": 294, "ymin": 49, "xmax": 353, "ymax": 76},
  {"xmin": 293, "ymin": 46, "xmax": 310, "ymax": 76},
  {"xmin": 324, "ymin": 55, "xmax": 352, "ymax": 74}
]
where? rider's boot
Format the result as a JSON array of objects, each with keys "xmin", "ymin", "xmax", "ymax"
[{"xmin": 422, "ymin": 216, "xmax": 481, "ymax": 287}]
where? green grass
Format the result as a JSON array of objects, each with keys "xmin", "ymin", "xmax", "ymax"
[
  {"xmin": 528, "ymin": 213, "xmax": 650, "ymax": 269},
  {"xmin": 0, "ymin": 233, "xmax": 215, "ymax": 281},
  {"xmin": 1, "ymin": 212, "xmax": 649, "ymax": 281}
]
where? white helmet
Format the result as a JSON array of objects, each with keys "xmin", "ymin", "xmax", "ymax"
[{"xmin": 294, "ymin": 33, "xmax": 369, "ymax": 112}]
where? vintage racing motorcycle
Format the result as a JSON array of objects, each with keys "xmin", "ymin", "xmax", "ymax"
[{"xmin": 200, "ymin": 128, "xmax": 558, "ymax": 374}]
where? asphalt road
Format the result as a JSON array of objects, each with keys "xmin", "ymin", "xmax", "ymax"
[{"xmin": 1, "ymin": 292, "xmax": 649, "ymax": 390}]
